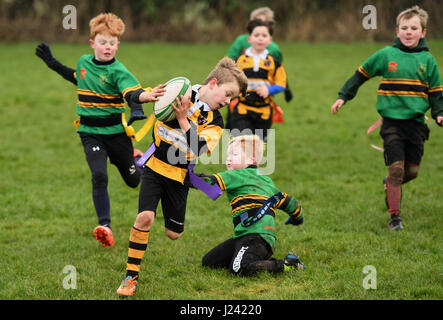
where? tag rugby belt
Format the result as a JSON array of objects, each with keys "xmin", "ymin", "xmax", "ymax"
[
  {"xmin": 74, "ymin": 113, "xmax": 155, "ymax": 142},
  {"xmin": 136, "ymin": 143, "xmax": 223, "ymax": 201},
  {"xmin": 235, "ymin": 192, "xmax": 284, "ymax": 227}
]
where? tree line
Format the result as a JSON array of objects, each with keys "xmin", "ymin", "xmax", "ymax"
[{"xmin": 1, "ymin": 0, "xmax": 442, "ymax": 42}]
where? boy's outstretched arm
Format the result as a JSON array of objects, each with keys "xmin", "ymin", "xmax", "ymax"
[
  {"xmin": 331, "ymin": 68, "xmax": 371, "ymax": 114},
  {"xmin": 35, "ymin": 43, "xmax": 77, "ymax": 85},
  {"xmin": 276, "ymin": 193, "xmax": 304, "ymax": 225},
  {"xmin": 125, "ymin": 84, "xmax": 166, "ymax": 125},
  {"xmin": 193, "ymin": 173, "xmax": 219, "ymax": 187}
]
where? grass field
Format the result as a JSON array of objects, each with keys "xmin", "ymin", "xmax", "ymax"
[{"xmin": 0, "ymin": 41, "xmax": 442, "ymax": 300}]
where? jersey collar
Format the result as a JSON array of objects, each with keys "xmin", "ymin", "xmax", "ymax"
[
  {"xmin": 189, "ymin": 84, "xmax": 211, "ymax": 116},
  {"xmin": 245, "ymin": 47, "xmax": 269, "ymax": 71}
]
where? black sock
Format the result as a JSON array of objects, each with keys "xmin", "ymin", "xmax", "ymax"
[{"xmin": 92, "ymin": 186, "xmax": 111, "ymax": 226}]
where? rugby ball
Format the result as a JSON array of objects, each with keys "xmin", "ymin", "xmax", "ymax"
[{"xmin": 153, "ymin": 77, "xmax": 192, "ymax": 122}]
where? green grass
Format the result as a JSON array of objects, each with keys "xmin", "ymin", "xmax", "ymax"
[{"xmin": 0, "ymin": 41, "xmax": 442, "ymax": 300}]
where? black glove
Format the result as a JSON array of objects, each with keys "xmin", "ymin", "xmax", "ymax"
[
  {"xmin": 285, "ymin": 216, "xmax": 304, "ymax": 226},
  {"xmin": 35, "ymin": 43, "xmax": 56, "ymax": 66},
  {"xmin": 127, "ymin": 109, "xmax": 147, "ymax": 126}
]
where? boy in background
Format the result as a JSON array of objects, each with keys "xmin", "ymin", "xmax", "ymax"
[
  {"xmin": 331, "ymin": 6, "xmax": 443, "ymax": 230},
  {"xmin": 230, "ymin": 19, "xmax": 287, "ymax": 142},
  {"xmin": 35, "ymin": 13, "xmax": 166, "ymax": 246},
  {"xmin": 226, "ymin": 7, "xmax": 292, "ymax": 129},
  {"xmin": 199, "ymin": 135, "xmax": 306, "ymax": 276},
  {"xmin": 116, "ymin": 57, "xmax": 248, "ymax": 297},
  {"xmin": 227, "ymin": 7, "xmax": 282, "ymax": 64}
]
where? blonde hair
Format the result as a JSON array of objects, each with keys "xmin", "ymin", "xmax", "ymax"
[
  {"xmin": 228, "ymin": 135, "xmax": 264, "ymax": 165},
  {"xmin": 89, "ymin": 13, "xmax": 125, "ymax": 40},
  {"xmin": 203, "ymin": 57, "xmax": 248, "ymax": 96},
  {"xmin": 250, "ymin": 7, "xmax": 275, "ymax": 25},
  {"xmin": 396, "ymin": 5, "xmax": 428, "ymax": 29}
]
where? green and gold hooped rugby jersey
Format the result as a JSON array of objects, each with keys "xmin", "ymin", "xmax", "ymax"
[
  {"xmin": 347, "ymin": 38, "xmax": 443, "ymax": 122},
  {"xmin": 235, "ymin": 48, "xmax": 287, "ymax": 120},
  {"xmin": 212, "ymin": 167, "xmax": 301, "ymax": 251},
  {"xmin": 75, "ymin": 55, "xmax": 143, "ymax": 134},
  {"xmin": 146, "ymin": 85, "xmax": 224, "ymax": 184}
]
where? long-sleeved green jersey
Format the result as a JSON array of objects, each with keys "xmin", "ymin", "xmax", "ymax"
[
  {"xmin": 208, "ymin": 167, "xmax": 302, "ymax": 251},
  {"xmin": 338, "ymin": 38, "xmax": 443, "ymax": 122},
  {"xmin": 76, "ymin": 54, "xmax": 143, "ymax": 134}
]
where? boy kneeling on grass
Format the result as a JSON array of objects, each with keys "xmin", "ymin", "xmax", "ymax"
[{"xmin": 198, "ymin": 134, "xmax": 306, "ymax": 276}]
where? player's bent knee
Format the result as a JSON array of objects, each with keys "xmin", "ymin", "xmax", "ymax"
[
  {"xmin": 125, "ymin": 173, "xmax": 140, "ymax": 189},
  {"xmin": 135, "ymin": 210, "xmax": 155, "ymax": 230},
  {"xmin": 165, "ymin": 229, "xmax": 182, "ymax": 240}
]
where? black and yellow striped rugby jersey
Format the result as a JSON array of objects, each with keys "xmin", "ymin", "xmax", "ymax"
[
  {"xmin": 235, "ymin": 49, "xmax": 287, "ymax": 108},
  {"xmin": 146, "ymin": 85, "xmax": 224, "ymax": 184}
]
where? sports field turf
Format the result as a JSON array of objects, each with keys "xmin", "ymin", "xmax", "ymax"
[{"xmin": 0, "ymin": 41, "xmax": 442, "ymax": 300}]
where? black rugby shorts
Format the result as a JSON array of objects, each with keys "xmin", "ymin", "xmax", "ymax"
[{"xmin": 138, "ymin": 166, "xmax": 189, "ymax": 233}]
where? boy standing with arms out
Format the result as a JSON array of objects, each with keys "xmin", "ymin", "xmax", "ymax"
[
  {"xmin": 199, "ymin": 135, "xmax": 305, "ymax": 276},
  {"xmin": 331, "ymin": 6, "xmax": 443, "ymax": 230},
  {"xmin": 230, "ymin": 19, "xmax": 288, "ymax": 142},
  {"xmin": 116, "ymin": 57, "xmax": 248, "ymax": 296},
  {"xmin": 35, "ymin": 13, "xmax": 165, "ymax": 246}
]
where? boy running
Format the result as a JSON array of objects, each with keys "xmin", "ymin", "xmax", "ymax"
[
  {"xmin": 331, "ymin": 6, "xmax": 443, "ymax": 230},
  {"xmin": 116, "ymin": 57, "xmax": 248, "ymax": 297},
  {"xmin": 35, "ymin": 13, "xmax": 165, "ymax": 246}
]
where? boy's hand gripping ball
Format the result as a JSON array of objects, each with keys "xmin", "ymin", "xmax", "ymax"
[{"xmin": 153, "ymin": 77, "xmax": 192, "ymax": 122}]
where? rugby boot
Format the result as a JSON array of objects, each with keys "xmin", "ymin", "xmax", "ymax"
[{"xmin": 93, "ymin": 225, "xmax": 114, "ymax": 247}]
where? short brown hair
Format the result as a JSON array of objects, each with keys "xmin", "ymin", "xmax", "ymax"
[
  {"xmin": 89, "ymin": 13, "xmax": 125, "ymax": 40},
  {"xmin": 396, "ymin": 5, "xmax": 428, "ymax": 30},
  {"xmin": 203, "ymin": 57, "xmax": 248, "ymax": 96},
  {"xmin": 247, "ymin": 19, "xmax": 274, "ymax": 36}
]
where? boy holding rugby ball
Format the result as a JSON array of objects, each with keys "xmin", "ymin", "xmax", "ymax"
[{"xmin": 116, "ymin": 57, "xmax": 248, "ymax": 297}]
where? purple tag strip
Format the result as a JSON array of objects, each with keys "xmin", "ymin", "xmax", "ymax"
[
  {"xmin": 188, "ymin": 164, "xmax": 222, "ymax": 200},
  {"xmin": 136, "ymin": 142, "xmax": 156, "ymax": 169}
]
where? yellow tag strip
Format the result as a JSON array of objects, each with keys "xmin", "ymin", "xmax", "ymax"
[{"xmin": 122, "ymin": 113, "xmax": 155, "ymax": 142}]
